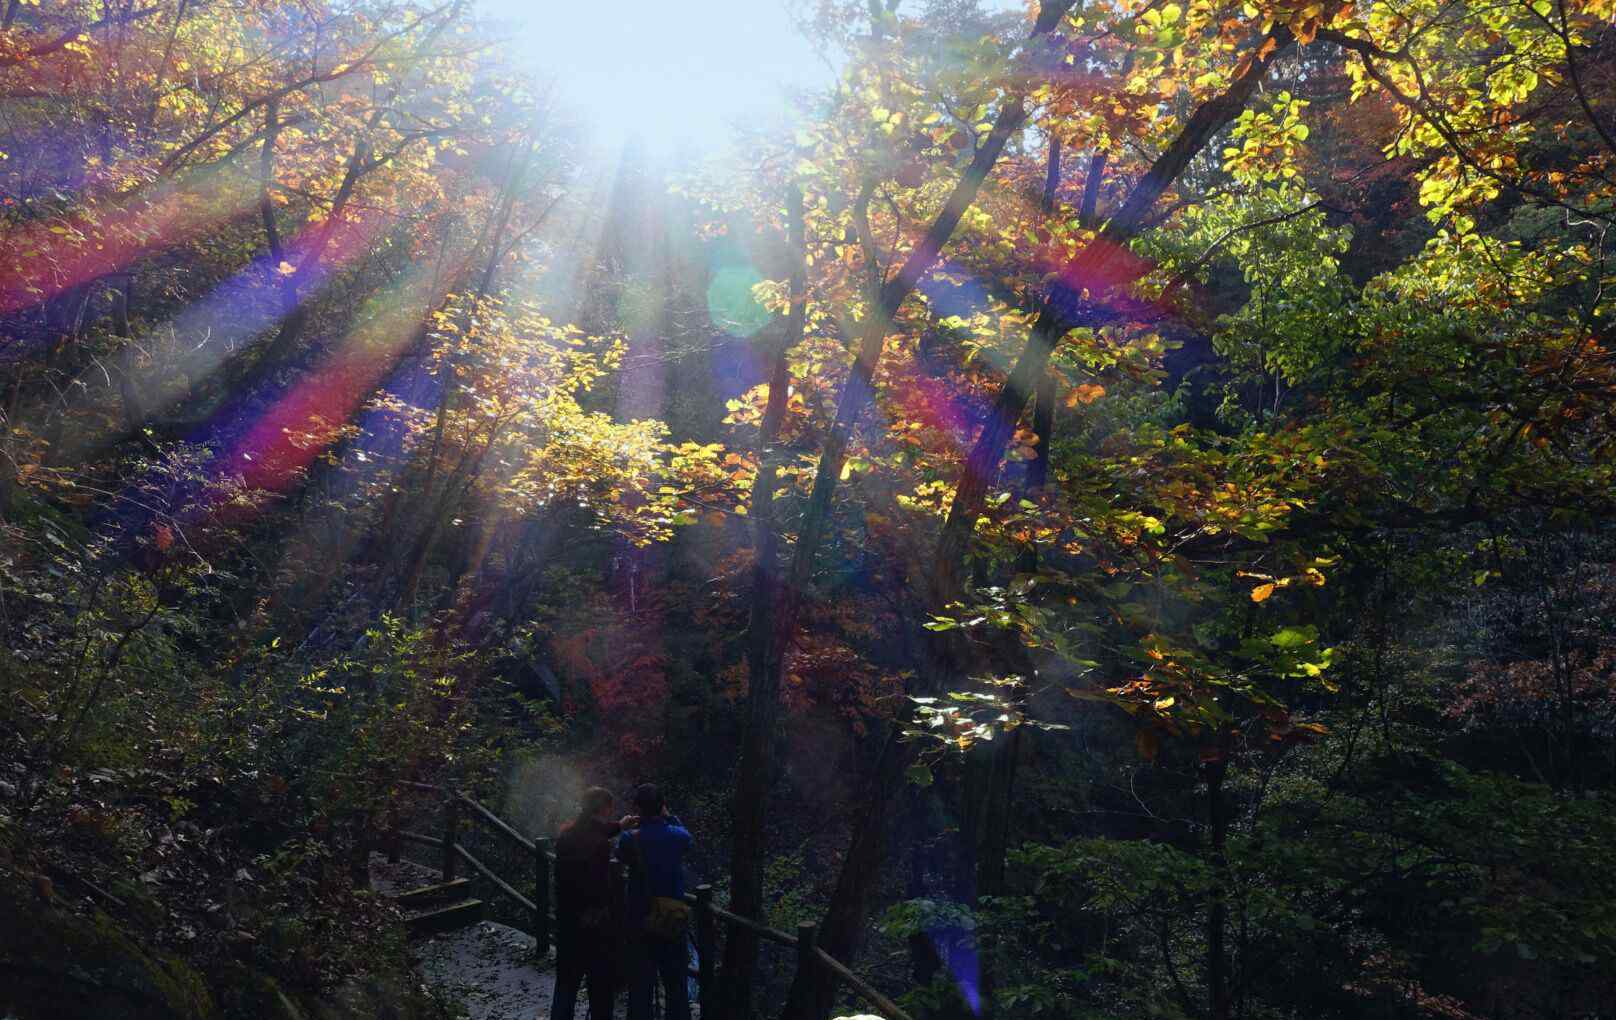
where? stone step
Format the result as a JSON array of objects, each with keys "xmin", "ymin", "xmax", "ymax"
[
  {"xmin": 404, "ymin": 898, "xmax": 485, "ymax": 937},
  {"xmin": 394, "ymin": 877, "xmax": 473, "ymax": 907}
]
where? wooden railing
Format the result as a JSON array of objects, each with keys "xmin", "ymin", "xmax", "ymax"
[{"xmin": 370, "ymin": 780, "xmax": 912, "ymax": 1020}]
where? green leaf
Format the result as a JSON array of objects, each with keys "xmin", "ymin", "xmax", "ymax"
[
  {"xmin": 906, "ymin": 765, "xmax": 934, "ymax": 788},
  {"xmin": 1269, "ymin": 625, "xmax": 1318, "ymax": 649}
]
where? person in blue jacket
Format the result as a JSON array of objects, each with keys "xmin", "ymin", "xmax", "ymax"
[{"xmin": 618, "ymin": 783, "xmax": 694, "ymax": 1020}]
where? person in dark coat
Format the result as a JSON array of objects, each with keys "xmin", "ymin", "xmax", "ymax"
[
  {"xmin": 619, "ymin": 783, "xmax": 695, "ymax": 1020},
  {"xmin": 552, "ymin": 787, "xmax": 635, "ymax": 1020}
]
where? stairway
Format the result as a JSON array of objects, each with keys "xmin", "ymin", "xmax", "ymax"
[
  {"xmin": 396, "ymin": 876, "xmax": 486, "ymax": 936},
  {"xmin": 369, "ymin": 853, "xmax": 555, "ymax": 1020},
  {"xmin": 370, "ymin": 854, "xmax": 486, "ymax": 936}
]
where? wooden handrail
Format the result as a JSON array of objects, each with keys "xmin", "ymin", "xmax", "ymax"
[
  {"xmin": 705, "ymin": 902, "xmax": 799, "ymax": 947},
  {"xmin": 454, "ymin": 843, "xmax": 536, "ymax": 914},
  {"xmin": 456, "ymin": 790, "xmax": 536, "ymax": 854},
  {"xmin": 815, "ymin": 947, "xmax": 914, "ymax": 1020},
  {"xmin": 380, "ymin": 779, "xmax": 914, "ymax": 1020}
]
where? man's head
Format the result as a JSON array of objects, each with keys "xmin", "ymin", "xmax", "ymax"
[
  {"xmin": 579, "ymin": 786, "xmax": 614, "ymax": 822},
  {"xmin": 633, "ymin": 783, "xmax": 663, "ymax": 818}
]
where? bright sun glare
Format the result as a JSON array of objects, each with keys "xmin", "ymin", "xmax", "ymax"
[{"xmin": 486, "ymin": 0, "xmax": 829, "ymax": 156}]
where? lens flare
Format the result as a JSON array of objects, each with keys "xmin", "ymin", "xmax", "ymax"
[{"xmin": 706, "ymin": 264, "xmax": 773, "ymax": 339}]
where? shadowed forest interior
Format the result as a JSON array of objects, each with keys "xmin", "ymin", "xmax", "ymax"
[{"xmin": 3, "ymin": 0, "xmax": 1616, "ymax": 1018}]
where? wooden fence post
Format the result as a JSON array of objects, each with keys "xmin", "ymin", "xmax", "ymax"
[
  {"xmin": 695, "ymin": 884, "xmax": 716, "ymax": 1019},
  {"xmin": 795, "ymin": 921, "xmax": 819, "ymax": 1020},
  {"xmin": 533, "ymin": 837, "xmax": 551, "ymax": 960},
  {"xmin": 385, "ymin": 799, "xmax": 401, "ymax": 865},
  {"xmin": 349, "ymin": 809, "xmax": 370, "ymax": 888},
  {"xmin": 442, "ymin": 795, "xmax": 459, "ymax": 882}
]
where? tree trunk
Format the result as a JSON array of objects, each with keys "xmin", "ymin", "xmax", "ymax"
[
  {"xmin": 40, "ymin": 284, "xmax": 91, "ymax": 464},
  {"xmin": 722, "ymin": 186, "xmax": 807, "ymax": 1020},
  {"xmin": 140, "ymin": 0, "xmax": 190, "ymax": 135},
  {"xmin": 1079, "ymin": 151, "xmax": 1106, "ymax": 228},
  {"xmin": 976, "ymin": 728, "xmax": 1023, "ymax": 899},
  {"xmin": 111, "ymin": 280, "xmax": 145, "ymax": 432},
  {"xmin": 782, "ymin": 727, "xmax": 909, "ymax": 1020},
  {"xmin": 1017, "ymin": 133, "xmax": 1063, "ymax": 576},
  {"xmin": 1206, "ymin": 752, "xmax": 1230, "ymax": 1020},
  {"xmin": 0, "ymin": 365, "xmax": 20, "ymax": 520},
  {"xmin": 234, "ymin": 131, "xmax": 370, "ymax": 391},
  {"xmin": 390, "ymin": 145, "xmax": 532, "ymax": 615},
  {"xmin": 969, "ymin": 726, "xmax": 1023, "ymax": 1020},
  {"xmin": 1042, "ymin": 134, "xmax": 1062, "ymax": 215}
]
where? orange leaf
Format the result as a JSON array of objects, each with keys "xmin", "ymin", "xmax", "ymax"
[
  {"xmin": 1250, "ymin": 582, "xmax": 1276, "ymax": 602},
  {"xmin": 1065, "ymin": 382, "xmax": 1106, "ymax": 407},
  {"xmin": 1135, "ymin": 727, "xmax": 1160, "ymax": 761}
]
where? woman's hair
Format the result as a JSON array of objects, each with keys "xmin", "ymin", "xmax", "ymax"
[{"xmin": 578, "ymin": 786, "xmax": 614, "ymax": 819}]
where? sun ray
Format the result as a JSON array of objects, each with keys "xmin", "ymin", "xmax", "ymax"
[
  {"xmin": 0, "ymin": 163, "xmax": 259, "ymax": 317},
  {"xmin": 39, "ymin": 209, "xmax": 392, "ymax": 466}
]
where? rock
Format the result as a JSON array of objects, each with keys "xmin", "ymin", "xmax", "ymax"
[
  {"xmin": 213, "ymin": 965, "xmax": 304, "ymax": 1020},
  {"xmin": 0, "ymin": 881, "xmax": 216, "ymax": 1020},
  {"xmin": 309, "ymin": 976, "xmax": 443, "ymax": 1020}
]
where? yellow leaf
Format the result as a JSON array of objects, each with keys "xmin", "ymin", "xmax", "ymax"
[{"xmin": 1251, "ymin": 582, "xmax": 1276, "ymax": 602}]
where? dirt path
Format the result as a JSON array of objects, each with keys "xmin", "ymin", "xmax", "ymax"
[{"xmin": 372, "ymin": 854, "xmax": 559, "ymax": 1020}]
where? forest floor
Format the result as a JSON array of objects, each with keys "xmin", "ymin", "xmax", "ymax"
[{"xmin": 371, "ymin": 854, "xmax": 563, "ymax": 1020}]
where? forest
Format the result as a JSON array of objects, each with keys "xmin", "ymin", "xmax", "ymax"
[{"xmin": 2, "ymin": 0, "xmax": 1615, "ymax": 1018}]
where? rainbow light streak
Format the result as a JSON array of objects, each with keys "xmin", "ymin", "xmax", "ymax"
[
  {"xmin": 212, "ymin": 264, "xmax": 453, "ymax": 495},
  {"xmin": 1046, "ymin": 236, "xmax": 1159, "ymax": 312},
  {"xmin": 0, "ymin": 167, "xmax": 257, "ymax": 316},
  {"xmin": 932, "ymin": 925, "xmax": 982, "ymax": 1015},
  {"xmin": 907, "ymin": 371, "xmax": 978, "ymax": 444},
  {"xmin": 96, "ymin": 211, "xmax": 402, "ymax": 550},
  {"xmin": 345, "ymin": 354, "xmax": 442, "ymax": 477},
  {"xmin": 863, "ymin": 237, "xmax": 1170, "ymax": 483},
  {"xmin": 182, "ymin": 210, "xmax": 388, "ymax": 437},
  {"xmin": 49, "ymin": 211, "xmax": 389, "ymax": 476},
  {"xmin": 209, "ymin": 349, "xmax": 447, "ymax": 622}
]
